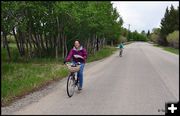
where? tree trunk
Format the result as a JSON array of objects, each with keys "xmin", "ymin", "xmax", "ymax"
[
  {"xmin": 96, "ymin": 36, "xmax": 99, "ymax": 51},
  {"xmin": 27, "ymin": 28, "xmax": 33, "ymax": 58},
  {"xmin": 64, "ymin": 35, "xmax": 68, "ymax": 58},
  {"xmin": 103, "ymin": 38, "xmax": 106, "ymax": 47},
  {"xmin": 44, "ymin": 33, "xmax": 49, "ymax": 54},
  {"xmin": 13, "ymin": 27, "xmax": 22, "ymax": 56},
  {"xmin": 53, "ymin": 35, "xmax": 56, "ymax": 49},
  {"xmin": 33, "ymin": 32, "xmax": 41, "ymax": 56},
  {"xmin": 2, "ymin": 36, "xmax": 6, "ymax": 48},
  {"xmin": 24, "ymin": 32, "xmax": 29, "ymax": 60},
  {"xmin": 40, "ymin": 34, "xmax": 45, "ymax": 50},
  {"xmin": 31, "ymin": 34, "xmax": 37, "ymax": 49},
  {"xmin": 18, "ymin": 30, "xmax": 25, "ymax": 56},
  {"xmin": 28, "ymin": 34, "xmax": 32, "ymax": 58},
  {"xmin": 55, "ymin": 39, "xmax": 58, "ymax": 59},
  {"xmin": 3, "ymin": 33, "xmax": 11, "ymax": 60},
  {"xmin": 62, "ymin": 33, "xmax": 64, "ymax": 58},
  {"xmin": 56, "ymin": 16, "xmax": 60, "ymax": 59},
  {"xmin": 93, "ymin": 34, "xmax": 96, "ymax": 55},
  {"xmin": 49, "ymin": 36, "xmax": 53, "ymax": 50},
  {"xmin": 86, "ymin": 36, "xmax": 90, "ymax": 54},
  {"xmin": 111, "ymin": 40, "xmax": 113, "ymax": 46}
]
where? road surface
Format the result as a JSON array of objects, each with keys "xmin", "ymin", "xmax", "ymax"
[{"xmin": 2, "ymin": 42, "xmax": 179, "ymax": 115}]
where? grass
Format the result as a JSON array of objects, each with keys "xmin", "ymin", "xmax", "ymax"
[
  {"xmin": 1, "ymin": 44, "xmax": 20, "ymax": 62},
  {"xmin": 154, "ymin": 44, "xmax": 179, "ymax": 55},
  {"xmin": 87, "ymin": 46, "xmax": 117, "ymax": 62},
  {"xmin": 1, "ymin": 62, "xmax": 69, "ymax": 106},
  {"xmin": 1, "ymin": 44, "xmax": 117, "ymax": 106},
  {"xmin": 1, "ymin": 43, "xmax": 63, "ymax": 63}
]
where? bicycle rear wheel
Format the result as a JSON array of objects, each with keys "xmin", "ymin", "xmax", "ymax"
[{"xmin": 67, "ymin": 73, "xmax": 76, "ymax": 97}]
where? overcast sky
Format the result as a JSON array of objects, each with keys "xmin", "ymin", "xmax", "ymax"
[{"xmin": 111, "ymin": 1, "xmax": 179, "ymax": 33}]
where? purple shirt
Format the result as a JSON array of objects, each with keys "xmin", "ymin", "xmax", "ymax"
[{"xmin": 66, "ymin": 46, "xmax": 87, "ymax": 63}]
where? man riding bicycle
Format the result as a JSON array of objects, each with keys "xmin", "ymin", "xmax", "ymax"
[{"xmin": 65, "ymin": 40, "xmax": 87, "ymax": 91}]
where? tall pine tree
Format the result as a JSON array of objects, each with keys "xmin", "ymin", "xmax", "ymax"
[{"xmin": 160, "ymin": 5, "xmax": 179, "ymax": 46}]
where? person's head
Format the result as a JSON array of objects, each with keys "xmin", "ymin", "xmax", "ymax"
[{"xmin": 74, "ymin": 40, "xmax": 81, "ymax": 49}]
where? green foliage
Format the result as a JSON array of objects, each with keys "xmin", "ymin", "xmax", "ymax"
[
  {"xmin": 167, "ymin": 30, "xmax": 179, "ymax": 48},
  {"xmin": 7, "ymin": 35, "xmax": 16, "ymax": 43},
  {"xmin": 120, "ymin": 28, "xmax": 147, "ymax": 42},
  {"xmin": 1, "ymin": 1, "xmax": 123, "ymax": 60},
  {"xmin": 87, "ymin": 46, "xmax": 117, "ymax": 62},
  {"xmin": 160, "ymin": 5, "xmax": 179, "ymax": 36},
  {"xmin": 159, "ymin": 5, "xmax": 179, "ymax": 45},
  {"xmin": 1, "ymin": 44, "xmax": 20, "ymax": 62},
  {"xmin": 1, "ymin": 62, "xmax": 69, "ymax": 106},
  {"xmin": 119, "ymin": 36, "xmax": 127, "ymax": 43},
  {"xmin": 1, "ymin": 46, "xmax": 117, "ymax": 106},
  {"xmin": 150, "ymin": 33, "xmax": 160, "ymax": 43},
  {"xmin": 131, "ymin": 30, "xmax": 147, "ymax": 41},
  {"xmin": 150, "ymin": 28, "xmax": 161, "ymax": 43},
  {"xmin": 121, "ymin": 27, "xmax": 128, "ymax": 37},
  {"xmin": 154, "ymin": 44, "xmax": 179, "ymax": 55},
  {"xmin": 151, "ymin": 5, "xmax": 179, "ymax": 47}
]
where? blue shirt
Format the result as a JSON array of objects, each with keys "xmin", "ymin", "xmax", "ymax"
[{"xmin": 119, "ymin": 43, "xmax": 124, "ymax": 49}]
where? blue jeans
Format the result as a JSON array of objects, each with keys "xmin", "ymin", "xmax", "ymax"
[{"xmin": 72, "ymin": 61, "xmax": 85, "ymax": 88}]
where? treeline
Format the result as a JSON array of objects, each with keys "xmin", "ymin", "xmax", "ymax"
[
  {"xmin": 150, "ymin": 5, "xmax": 179, "ymax": 48},
  {"xmin": 1, "ymin": 1, "xmax": 123, "ymax": 60},
  {"xmin": 119, "ymin": 27, "xmax": 148, "ymax": 42}
]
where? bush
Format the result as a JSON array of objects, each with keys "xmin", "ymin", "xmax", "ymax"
[
  {"xmin": 119, "ymin": 36, "xmax": 127, "ymax": 43},
  {"xmin": 150, "ymin": 33, "xmax": 160, "ymax": 43},
  {"xmin": 167, "ymin": 30, "xmax": 179, "ymax": 48},
  {"xmin": 132, "ymin": 32, "xmax": 147, "ymax": 41},
  {"xmin": 7, "ymin": 35, "xmax": 16, "ymax": 43},
  {"xmin": 139, "ymin": 35, "xmax": 147, "ymax": 41}
]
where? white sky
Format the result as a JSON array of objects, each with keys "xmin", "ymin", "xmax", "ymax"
[{"xmin": 111, "ymin": 1, "xmax": 179, "ymax": 33}]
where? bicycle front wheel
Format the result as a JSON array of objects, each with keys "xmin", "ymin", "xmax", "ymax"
[{"xmin": 67, "ymin": 73, "xmax": 76, "ymax": 97}]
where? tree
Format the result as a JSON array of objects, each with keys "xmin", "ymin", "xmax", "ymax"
[
  {"xmin": 160, "ymin": 5, "xmax": 179, "ymax": 46},
  {"xmin": 147, "ymin": 30, "xmax": 150, "ymax": 40},
  {"xmin": 1, "ymin": 1, "xmax": 124, "ymax": 61},
  {"xmin": 167, "ymin": 30, "xmax": 179, "ymax": 48},
  {"xmin": 141, "ymin": 30, "xmax": 146, "ymax": 36},
  {"xmin": 150, "ymin": 28, "xmax": 161, "ymax": 43}
]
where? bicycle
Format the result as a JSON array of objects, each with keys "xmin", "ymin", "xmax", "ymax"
[{"xmin": 65, "ymin": 62, "xmax": 81, "ymax": 97}]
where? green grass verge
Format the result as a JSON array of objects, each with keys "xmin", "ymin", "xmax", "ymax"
[
  {"xmin": 87, "ymin": 46, "xmax": 117, "ymax": 62},
  {"xmin": 154, "ymin": 44, "xmax": 179, "ymax": 55},
  {"xmin": 1, "ymin": 45, "xmax": 117, "ymax": 106},
  {"xmin": 1, "ymin": 62, "xmax": 69, "ymax": 106}
]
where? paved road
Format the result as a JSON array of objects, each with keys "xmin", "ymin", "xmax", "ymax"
[{"xmin": 6, "ymin": 42, "xmax": 180, "ymax": 115}]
